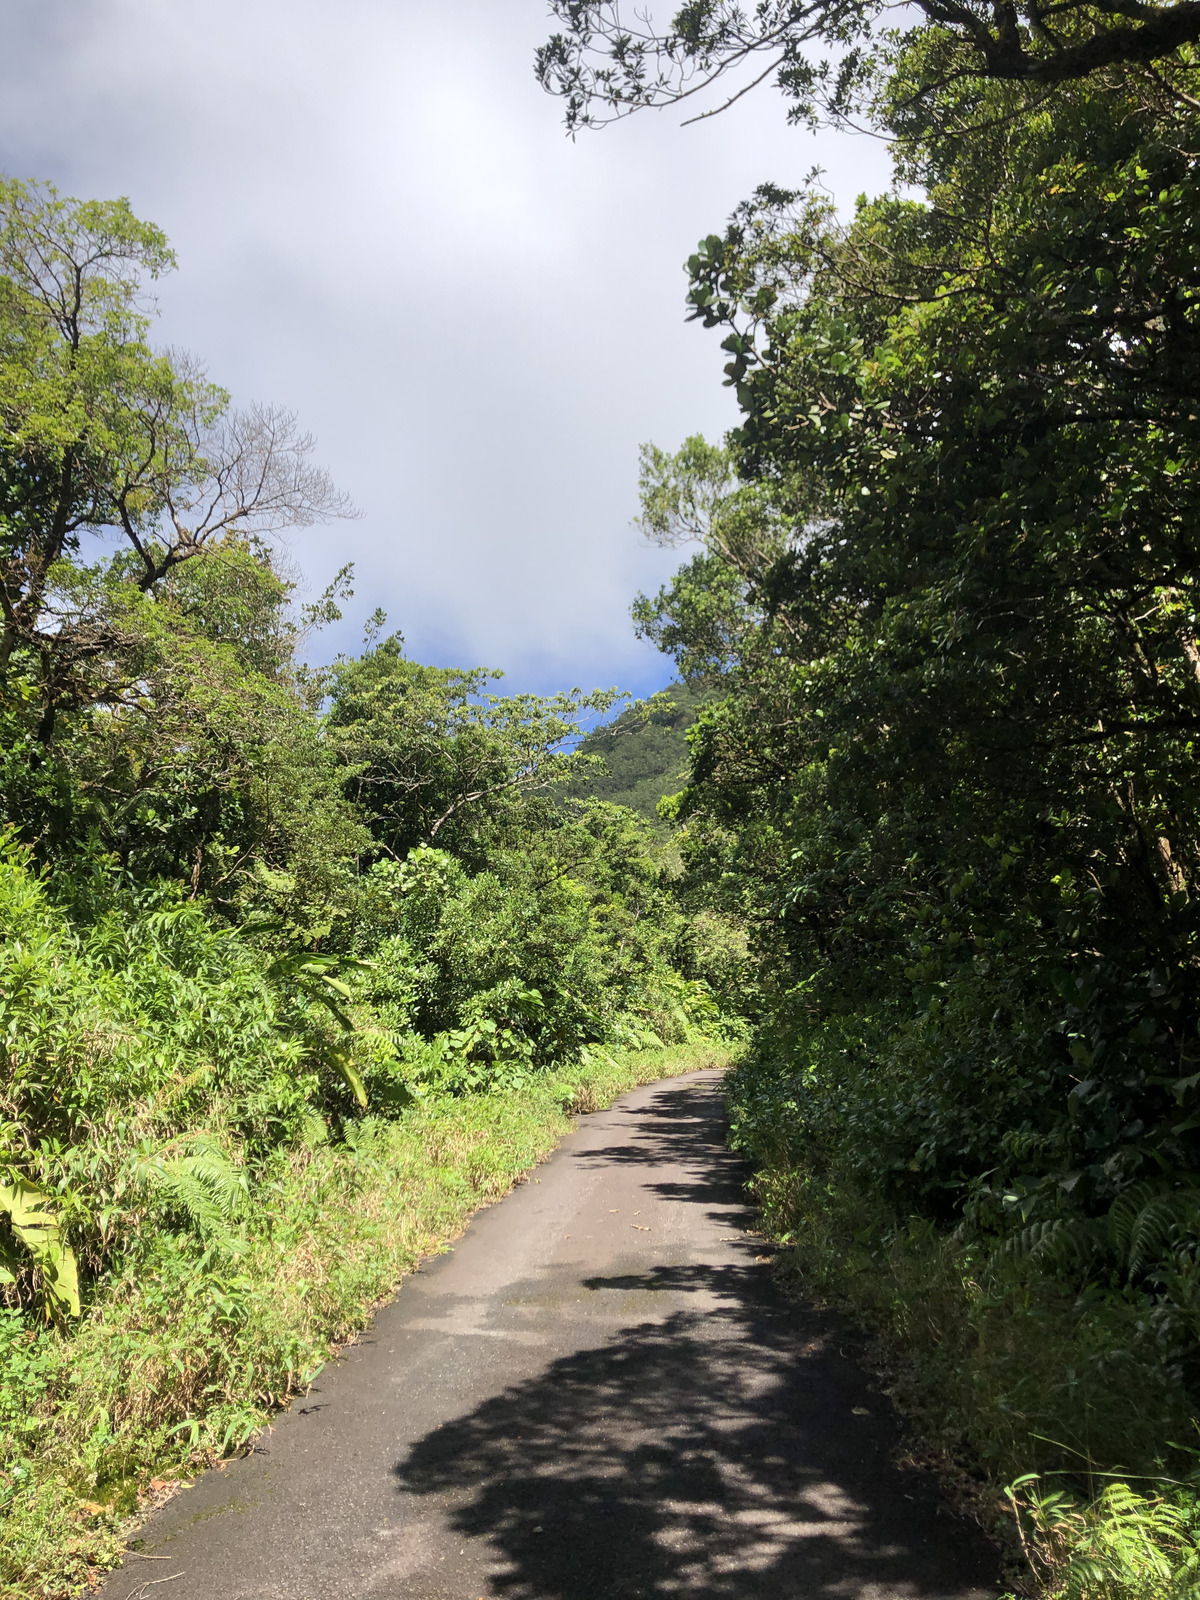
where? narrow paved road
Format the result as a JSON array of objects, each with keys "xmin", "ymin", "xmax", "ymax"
[{"xmin": 99, "ymin": 1071, "xmax": 998, "ymax": 1600}]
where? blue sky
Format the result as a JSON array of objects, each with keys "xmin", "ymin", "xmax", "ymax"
[{"xmin": 0, "ymin": 1, "xmax": 893, "ymax": 699}]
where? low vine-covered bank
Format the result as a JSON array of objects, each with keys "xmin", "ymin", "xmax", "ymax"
[
  {"xmin": 727, "ymin": 1052, "xmax": 1200, "ymax": 1598},
  {"xmin": 3, "ymin": 1039, "xmax": 734, "ymax": 1600}
]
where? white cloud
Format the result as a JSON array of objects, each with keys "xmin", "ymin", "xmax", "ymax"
[{"xmin": 0, "ymin": 0, "xmax": 893, "ymax": 694}]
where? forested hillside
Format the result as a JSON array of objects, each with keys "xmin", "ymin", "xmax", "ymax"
[
  {"xmin": 567, "ymin": 681, "xmax": 701, "ymax": 822},
  {"xmin": 0, "ymin": 179, "xmax": 744, "ymax": 1596},
  {"xmin": 542, "ymin": 6, "xmax": 1200, "ymax": 1594}
]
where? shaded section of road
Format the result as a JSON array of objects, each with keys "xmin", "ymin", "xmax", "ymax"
[{"xmin": 98, "ymin": 1072, "xmax": 998, "ymax": 1600}]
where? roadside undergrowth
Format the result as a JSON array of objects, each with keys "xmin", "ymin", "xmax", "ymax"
[
  {"xmin": 731, "ymin": 1117, "xmax": 1200, "ymax": 1599},
  {"xmin": 3, "ymin": 1039, "xmax": 733, "ymax": 1600}
]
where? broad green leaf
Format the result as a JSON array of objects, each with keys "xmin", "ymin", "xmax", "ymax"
[
  {"xmin": 328, "ymin": 1048, "xmax": 368, "ymax": 1110},
  {"xmin": 0, "ymin": 1177, "xmax": 81, "ymax": 1317}
]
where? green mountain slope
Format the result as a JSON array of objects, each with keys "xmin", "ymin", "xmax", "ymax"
[{"xmin": 569, "ymin": 682, "xmax": 702, "ymax": 822}]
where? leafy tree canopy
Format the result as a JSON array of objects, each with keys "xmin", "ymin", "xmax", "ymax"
[
  {"xmin": 0, "ymin": 178, "xmax": 354, "ymax": 741},
  {"xmin": 536, "ymin": 0, "xmax": 1200, "ymax": 130},
  {"xmin": 326, "ymin": 634, "xmax": 623, "ymax": 862},
  {"xmin": 633, "ymin": 56, "xmax": 1200, "ymax": 1301}
]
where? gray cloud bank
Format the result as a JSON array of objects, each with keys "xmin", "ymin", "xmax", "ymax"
[{"xmin": 0, "ymin": 0, "xmax": 890, "ymax": 694}]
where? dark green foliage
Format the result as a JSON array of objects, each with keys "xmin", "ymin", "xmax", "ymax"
[
  {"xmin": 537, "ymin": 0, "xmax": 1200, "ymax": 135},
  {"xmin": 346, "ymin": 803, "xmax": 714, "ymax": 1082},
  {"xmin": 326, "ymin": 636, "xmax": 621, "ymax": 864},
  {"xmin": 629, "ymin": 51, "xmax": 1200, "ymax": 1533}
]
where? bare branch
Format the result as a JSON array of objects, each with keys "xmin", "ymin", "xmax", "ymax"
[{"xmin": 134, "ymin": 389, "xmax": 358, "ymax": 588}]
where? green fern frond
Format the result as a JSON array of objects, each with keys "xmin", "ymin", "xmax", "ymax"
[
  {"xmin": 1107, "ymin": 1182, "xmax": 1200, "ymax": 1281},
  {"xmin": 1010, "ymin": 1475, "xmax": 1200, "ymax": 1599},
  {"xmin": 1005, "ymin": 1216, "xmax": 1103, "ymax": 1273},
  {"xmin": 143, "ymin": 1139, "xmax": 247, "ymax": 1238}
]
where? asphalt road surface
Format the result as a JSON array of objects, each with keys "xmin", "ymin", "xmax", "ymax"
[{"xmin": 97, "ymin": 1070, "xmax": 998, "ymax": 1600}]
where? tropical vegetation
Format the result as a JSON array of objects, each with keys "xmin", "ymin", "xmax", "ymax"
[
  {"xmin": 0, "ymin": 175, "xmax": 742, "ymax": 1596},
  {"xmin": 542, "ymin": 5, "xmax": 1200, "ymax": 1594}
]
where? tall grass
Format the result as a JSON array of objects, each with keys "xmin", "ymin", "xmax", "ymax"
[
  {"xmin": 1, "ymin": 1038, "xmax": 731, "ymax": 1599},
  {"xmin": 0, "ymin": 833, "xmax": 736, "ymax": 1595}
]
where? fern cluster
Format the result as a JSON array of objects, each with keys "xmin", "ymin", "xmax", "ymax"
[{"xmin": 1009, "ymin": 1477, "xmax": 1200, "ymax": 1599}]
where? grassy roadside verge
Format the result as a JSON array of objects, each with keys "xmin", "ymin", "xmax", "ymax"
[
  {"xmin": 3, "ymin": 1038, "xmax": 735, "ymax": 1600},
  {"xmin": 728, "ymin": 1115, "xmax": 1200, "ymax": 1598}
]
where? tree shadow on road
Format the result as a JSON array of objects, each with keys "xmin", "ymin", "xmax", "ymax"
[
  {"xmin": 394, "ymin": 1276, "xmax": 999, "ymax": 1600},
  {"xmin": 571, "ymin": 1080, "xmax": 761, "ymax": 1213}
]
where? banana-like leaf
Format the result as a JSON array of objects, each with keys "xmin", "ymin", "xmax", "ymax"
[
  {"xmin": 267, "ymin": 952, "xmax": 371, "ymax": 987},
  {"xmin": 0, "ymin": 1177, "xmax": 81, "ymax": 1317},
  {"xmin": 267, "ymin": 954, "xmax": 378, "ymax": 1108},
  {"xmin": 327, "ymin": 1046, "xmax": 369, "ymax": 1109},
  {"xmin": 267, "ymin": 953, "xmax": 365, "ymax": 1028}
]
